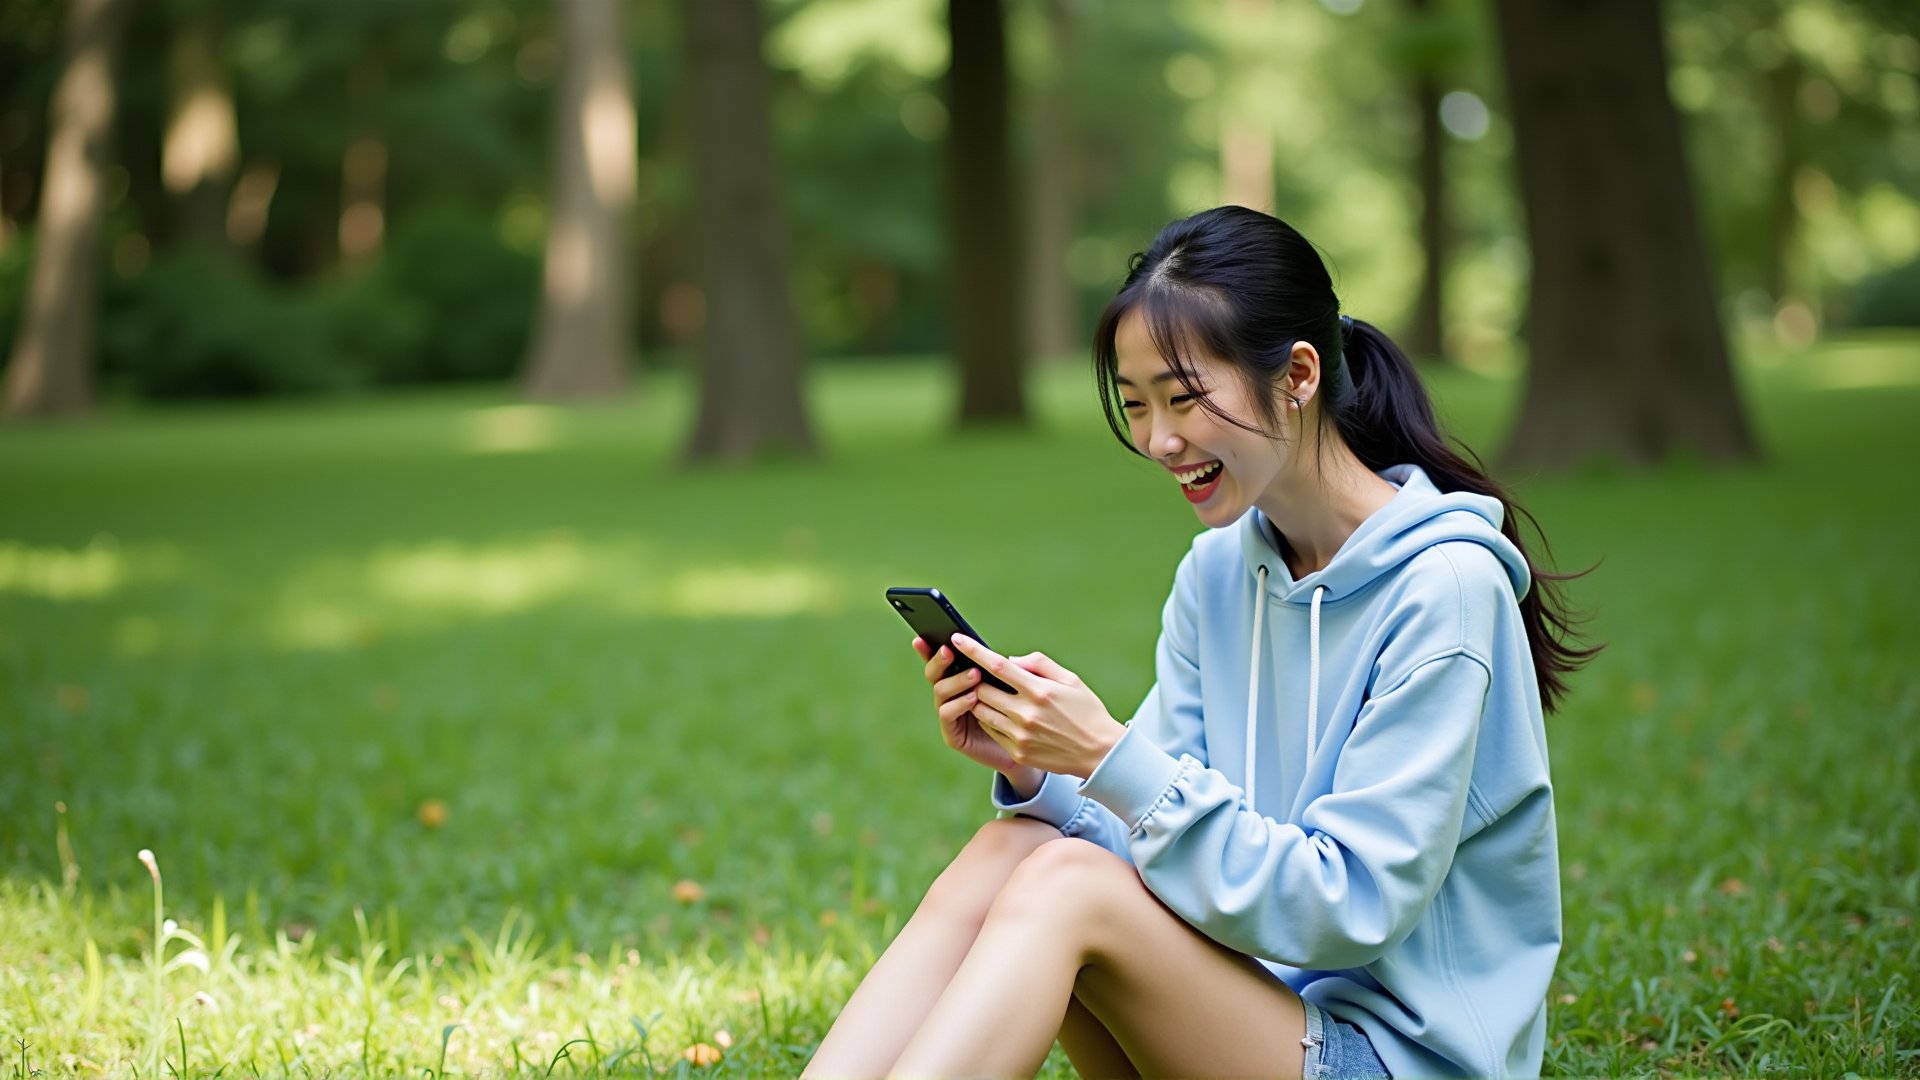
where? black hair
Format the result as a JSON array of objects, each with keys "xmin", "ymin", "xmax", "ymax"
[{"xmin": 1093, "ymin": 205, "xmax": 1599, "ymax": 713}]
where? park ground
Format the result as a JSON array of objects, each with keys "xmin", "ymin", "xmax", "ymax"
[{"xmin": 2, "ymin": 337, "xmax": 1917, "ymax": 1076}]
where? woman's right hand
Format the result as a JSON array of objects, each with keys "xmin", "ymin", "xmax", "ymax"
[{"xmin": 913, "ymin": 637, "xmax": 1041, "ymax": 794}]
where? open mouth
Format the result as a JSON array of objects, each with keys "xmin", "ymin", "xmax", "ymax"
[{"xmin": 1176, "ymin": 461, "xmax": 1224, "ymax": 502}]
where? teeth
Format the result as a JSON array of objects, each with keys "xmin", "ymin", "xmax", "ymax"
[{"xmin": 1176, "ymin": 462, "xmax": 1222, "ymax": 485}]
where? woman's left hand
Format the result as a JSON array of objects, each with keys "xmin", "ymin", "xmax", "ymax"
[{"xmin": 949, "ymin": 634, "xmax": 1126, "ymax": 779}]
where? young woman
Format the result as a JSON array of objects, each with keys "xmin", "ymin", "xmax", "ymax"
[{"xmin": 803, "ymin": 205, "xmax": 1595, "ymax": 1078}]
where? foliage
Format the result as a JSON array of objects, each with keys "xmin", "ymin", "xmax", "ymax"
[
  {"xmin": 1, "ymin": 341, "xmax": 1917, "ymax": 1074},
  {"xmin": 97, "ymin": 245, "xmax": 365, "ymax": 398},
  {"xmin": 88, "ymin": 204, "xmax": 536, "ymax": 400},
  {"xmin": 374, "ymin": 203, "xmax": 540, "ymax": 383},
  {"xmin": 4, "ymin": 0, "xmax": 1918, "ymax": 398}
]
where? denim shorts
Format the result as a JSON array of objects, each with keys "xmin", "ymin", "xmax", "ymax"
[{"xmin": 1302, "ymin": 999, "xmax": 1391, "ymax": 1079}]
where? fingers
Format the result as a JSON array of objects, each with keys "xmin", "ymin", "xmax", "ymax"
[
  {"xmin": 937, "ymin": 688, "xmax": 979, "ymax": 729},
  {"xmin": 1010, "ymin": 650, "xmax": 1081, "ymax": 686},
  {"xmin": 972, "ymin": 701, "xmax": 1018, "ymax": 752},
  {"xmin": 912, "ymin": 636, "xmax": 932, "ymax": 661},
  {"xmin": 950, "ymin": 635, "xmax": 1037, "ymax": 694},
  {"xmin": 923, "ymin": 643, "xmax": 953, "ymax": 685},
  {"xmin": 933, "ymin": 664, "xmax": 982, "ymax": 703}
]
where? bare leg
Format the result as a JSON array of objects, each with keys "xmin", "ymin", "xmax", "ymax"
[
  {"xmin": 890, "ymin": 838, "xmax": 1311, "ymax": 1079},
  {"xmin": 804, "ymin": 818, "xmax": 1133, "ymax": 1078}
]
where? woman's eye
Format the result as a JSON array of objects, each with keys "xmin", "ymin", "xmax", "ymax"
[
  {"xmin": 1121, "ymin": 400, "xmax": 1144, "ymax": 410},
  {"xmin": 1171, "ymin": 392, "xmax": 1207, "ymax": 406}
]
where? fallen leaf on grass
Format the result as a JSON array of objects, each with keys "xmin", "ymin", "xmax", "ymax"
[
  {"xmin": 1717, "ymin": 877, "xmax": 1747, "ymax": 896},
  {"xmin": 1720, "ymin": 997, "xmax": 1740, "ymax": 1019},
  {"xmin": 684, "ymin": 1042, "xmax": 723, "ymax": 1066},
  {"xmin": 672, "ymin": 879, "xmax": 706, "ymax": 903},
  {"xmin": 714, "ymin": 1030, "xmax": 734, "ymax": 1049},
  {"xmin": 417, "ymin": 799, "xmax": 450, "ymax": 829}
]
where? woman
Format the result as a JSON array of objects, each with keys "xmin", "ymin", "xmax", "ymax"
[{"xmin": 804, "ymin": 206, "xmax": 1595, "ymax": 1078}]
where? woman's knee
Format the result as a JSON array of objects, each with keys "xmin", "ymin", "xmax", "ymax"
[
  {"xmin": 989, "ymin": 837, "xmax": 1136, "ymax": 924},
  {"xmin": 918, "ymin": 817, "xmax": 1061, "ymax": 926}
]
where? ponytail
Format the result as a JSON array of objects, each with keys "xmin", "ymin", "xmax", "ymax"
[{"xmin": 1332, "ymin": 318, "xmax": 1600, "ymax": 713}]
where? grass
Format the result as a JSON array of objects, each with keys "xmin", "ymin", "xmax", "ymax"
[{"xmin": 1, "ymin": 339, "xmax": 1917, "ymax": 1076}]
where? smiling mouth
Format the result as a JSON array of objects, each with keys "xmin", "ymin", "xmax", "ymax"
[{"xmin": 1176, "ymin": 461, "xmax": 1223, "ymax": 491}]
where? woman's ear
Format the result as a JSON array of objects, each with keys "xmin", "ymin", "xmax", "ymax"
[{"xmin": 1285, "ymin": 341, "xmax": 1322, "ymax": 407}]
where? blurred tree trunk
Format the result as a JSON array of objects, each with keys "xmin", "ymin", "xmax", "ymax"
[
  {"xmin": 1494, "ymin": 0, "xmax": 1756, "ymax": 467},
  {"xmin": 162, "ymin": 13, "xmax": 237, "ymax": 250},
  {"xmin": 338, "ymin": 58, "xmax": 386, "ymax": 269},
  {"xmin": 947, "ymin": 0, "xmax": 1027, "ymax": 425},
  {"xmin": 521, "ymin": 0, "xmax": 635, "ymax": 400},
  {"xmin": 1762, "ymin": 42, "xmax": 1803, "ymax": 310},
  {"xmin": 682, "ymin": 0, "xmax": 816, "ymax": 460},
  {"xmin": 1024, "ymin": 0, "xmax": 1079, "ymax": 367},
  {"xmin": 3, "ymin": 0, "xmax": 134, "ymax": 419},
  {"xmin": 1219, "ymin": 0, "xmax": 1274, "ymax": 214},
  {"xmin": 1406, "ymin": 0, "xmax": 1446, "ymax": 363}
]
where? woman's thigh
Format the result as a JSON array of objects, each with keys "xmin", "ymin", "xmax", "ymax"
[{"xmin": 1019, "ymin": 839, "xmax": 1311, "ymax": 1078}]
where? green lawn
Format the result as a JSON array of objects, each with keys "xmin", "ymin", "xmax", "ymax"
[{"xmin": 2, "ymin": 340, "xmax": 1917, "ymax": 1076}]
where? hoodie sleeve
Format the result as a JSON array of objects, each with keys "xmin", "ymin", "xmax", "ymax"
[
  {"xmin": 987, "ymin": 549, "xmax": 1210, "ymax": 857},
  {"xmin": 1079, "ymin": 558, "xmax": 1495, "ymax": 970}
]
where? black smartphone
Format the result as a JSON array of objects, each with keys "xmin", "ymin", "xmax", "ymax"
[{"xmin": 885, "ymin": 587, "xmax": 1016, "ymax": 693}]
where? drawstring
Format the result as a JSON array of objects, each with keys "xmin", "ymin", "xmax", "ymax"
[
  {"xmin": 1246, "ymin": 572, "xmax": 1330, "ymax": 812},
  {"xmin": 1307, "ymin": 585, "xmax": 1327, "ymax": 763},
  {"xmin": 1245, "ymin": 565, "xmax": 1268, "ymax": 808}
]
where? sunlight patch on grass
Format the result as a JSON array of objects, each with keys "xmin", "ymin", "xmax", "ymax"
[
  {"xmin": 659, "ymin": 565, "xmax": 844, "ymax": 619},
  {"xmin": 462, "ymin": 404, "xmax": 565, "ymax": 454},
  {"xmin": 0, "ymin": 536, "xmax": 184, "ymax": 601},
  {"xmin": 1806, "ymin": 344, "xmax": 1920, "ymax": 390},
  {"xmin": 258, "ymin": 535, "xmax": 849, "ymax": 649},
  {"xmin": 368, "ymin": 533, "xmax": 589, "ymax": 613}
]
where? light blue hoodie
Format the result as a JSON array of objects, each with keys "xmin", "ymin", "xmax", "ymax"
[{"xmin": 994, "ymin": 464, "xmax": 1560, "ymax": 1078}]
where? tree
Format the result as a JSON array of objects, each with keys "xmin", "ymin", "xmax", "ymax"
[
  {"xmin": 1400, "ymin": 0, "xmax": 1454, "ymax": 363},
  {"xmin": 520, "ymin": 0, "xmax": 635, "ymax": 401},
  {"xmin": 1024, "ymin": 0, "xmax": 1080, "ymax": 366},
  {"xmin": 947, "ymin": 0, "xmax": 1026, "ymax": 425},
  {"xmin": 681, "ymin": 0, "xmax": 815, "ymax": 460},
  {"xmin": 3, "ymin": 0, "xmax": 134, "ymax": 419},
  {"xmin": 1494, "ymin": 0, "xmax": 1757, "ymax": 467},
  {"xmin": 160, "ymin": 5, "xmax": 237, "ymax": 249}
]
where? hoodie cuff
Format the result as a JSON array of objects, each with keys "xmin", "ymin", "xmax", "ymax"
[
  {"xmin": 991, "ymin": 769, "xmax": 1085, "ymax": 831},
  {"xmin": 1079, "ymin": 723, "xmax": 1188, "ymax": 830}
]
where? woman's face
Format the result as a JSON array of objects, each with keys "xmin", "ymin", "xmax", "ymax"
[{"xmin": 1113, "ymin": 308, "xmax": 1291, "ymax": 529}]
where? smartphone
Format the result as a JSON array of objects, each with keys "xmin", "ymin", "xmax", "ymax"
[{"xmin": 885, "ymin": 587, "xmax": 1016, "ymax": 693}]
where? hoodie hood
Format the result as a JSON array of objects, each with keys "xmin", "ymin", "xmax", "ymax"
[
  {"xmin": 1234, "ymin": 464, "xmax": 1533, "ymax": 811},
  {"xmin": 1238, "ymin": 464, "xmax": 1531, "ymax": 604}
]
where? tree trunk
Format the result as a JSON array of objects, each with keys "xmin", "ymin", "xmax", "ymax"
[
  {"xmin": 947, "ymin": 0, "xmax": 1027, "ymax": 425},
  {"xmin": 1220, "ymin": 0, "xmax": 1275, "ymax": 214},
  {"xmin": 1406, "ymin": 0, "xmax": 1446, "ymax": 363},
  {"xmin": 3, "ymin": 0, "xmax": 134, "ymax": 420},
  {"xmin": 1494, "ymin": 0, "xmax": 1756, "ymax": 468},
  {"xmin": 162, "ymin": 14, "xmax": 237, "ymax": 249},
  {"xmin": 521, "ymin": 0, "xmax": 635, "ymax": 401},
  {"xmin": 1762, "ymin": 48, "xmax": 1802, "ymax": 309},
  {"xmin": 681, "ymin": 0, "xmax": 816, "ymax": 460},
  {"xmin": 338, "ymin": 59, "xmax": 386, "ymax": 269},
  {"xmin": 1024, "ymin": 0, "xmax": 1079, "ymax": 367}
]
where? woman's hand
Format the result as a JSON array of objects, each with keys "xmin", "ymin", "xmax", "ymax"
[
  {"xmin": 914, "ymin": 637, "xmax": 1029, "ymax": 781},
  {"xmin": 950, "ymin": 634, "xmax": 1126, "ymax": 779}
]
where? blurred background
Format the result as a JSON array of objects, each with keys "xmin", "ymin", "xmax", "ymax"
[
  {"xmin": 2, "ymin": 0, "xmax": 1918, "ymax": 1074},
  {"xmin": 1, "ymin": 0, "xmax": 1914, "ymax": 445}
]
